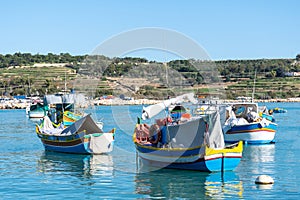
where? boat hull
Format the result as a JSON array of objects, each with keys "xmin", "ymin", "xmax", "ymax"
[
  {"xmin": 38, "ymin": 132, "xmax": 114, "ymax": 154},
  {"xmin": 38, "ymin": 131, "xmax": 87, "ymax": 154},
  {"xmin": 28, "ymin": 103, "xmax": 47, "ymax": 118},
  {"xmin": 224, "ymin": 122, "xmax": 277, "ymax": 144},
  {"xmin": 42, "ymin": 139, "xmax": 90, "ymax": 154},
  {"xmin": 28, "ymin": 111, "xmax": 45, "ymax": 118},
  {"xmin": 135, "ymin": 139, "xmax": 243, "ymax": 172}
]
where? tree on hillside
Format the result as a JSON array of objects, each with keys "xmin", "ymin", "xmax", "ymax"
[
  {"xmin": 270, "ymin": 70, "xmax": 276, "ymax": 78},
  {"xmin": 296, "ymin": 54, "xmax": 300, "ymax": 61}
]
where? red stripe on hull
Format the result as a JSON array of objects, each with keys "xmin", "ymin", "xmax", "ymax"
[
  {"xmin": 205, "ymin": 155, "xmax": 242, "ymax": 161},
  {"xmin": 227, "ymin": 129, "xmax": 275, "ymax": 134},
  {"xmin": 42, "ymin": 139, "xmax": 83, "ymax": 147}
]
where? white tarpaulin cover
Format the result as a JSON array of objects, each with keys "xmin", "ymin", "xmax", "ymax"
[
  {"xmin": 89, "ymin": 133, "xmax": 114, "ymax": 153},
  {"xmin": 40, "ymin": 114, "xmax": 103, "ymax": 136},
  {"xmin": 166, "ymin": 112, "xmax": 225, "ymax": 149},
  {"xmin": 142, "ymin": 93, "xmax": 197, "ymax": 120}
]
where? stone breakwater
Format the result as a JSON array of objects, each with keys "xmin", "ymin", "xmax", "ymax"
[
  {"xmin": 93, "ymin": 98, "xmax": 161, "ymax": 106},
  {"xmin": 212, "ymin": 98, "xmax": 300, "ymax": 103},
  {"xmin": 0, "ymin": 98, "xmax": 161, "ymax": 109},
  {"xmin": 254, "ymin": 97, "xmax": 300, "ymax": 102},
  {"xmin": 95, "ymin": 98, "xmax": 300, "ymax": 104},
  {"xmin": 0, "ymin": 101, "xmax": 30, "ymax": 109},
  {"xmin": 1, "ymin": 97, "xmax": 300, "ymax": 110}
]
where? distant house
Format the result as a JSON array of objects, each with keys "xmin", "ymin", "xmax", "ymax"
[
  {"xmin": 236, "ymin": 96, "xmax": 252, "ymax": 102},
  {"xmin": 284, "ymin": 72, "xmax": 300, "ymax": 77},
  {"xmin": 33, "ymin": 63, "xmax": 68, "ymax": 67}
]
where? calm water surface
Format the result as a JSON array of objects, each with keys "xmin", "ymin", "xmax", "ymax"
[{"xmin": 0, "ymin": 103, "xmax": 299, "ymax": 199}]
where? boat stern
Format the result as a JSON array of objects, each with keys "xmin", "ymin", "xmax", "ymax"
[{"xmin": 204, "ymin": 141, "xmax": 243, "ymax": 172}]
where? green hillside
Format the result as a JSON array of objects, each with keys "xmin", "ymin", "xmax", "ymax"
[
  {"xmin": 1, "ymin": 53, "xmax": 300, "ymax": 99},
  {"xmin": 0, "ymin": 65, "xmax": 77, "ymax": 96},
  {"xmin": 226, "ymin": 77, "xmax": 300, "ymax": 99}
]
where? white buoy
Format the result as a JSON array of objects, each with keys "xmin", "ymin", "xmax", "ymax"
[{"xmin": 255, "ymin": 175, "xmax": 274, "ymax": 184}]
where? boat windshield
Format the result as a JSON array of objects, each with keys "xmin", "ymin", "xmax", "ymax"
[{"xmin": 235, "ymin": 106, "xmax": 245, "ymax": 117}]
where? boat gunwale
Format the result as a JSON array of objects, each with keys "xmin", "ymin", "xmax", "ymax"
[{"xmin": 133, "ymin": 132, "xmax": 243, "ymax": 155}]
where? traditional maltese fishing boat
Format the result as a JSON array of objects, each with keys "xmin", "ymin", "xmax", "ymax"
[
  {"xmin": 194, "ymin": 99, "xmax": 277, "ymax": 144},
  {"xmin": 222, "ymin": 102, "xmax": 277, "ymax": 144},
  {"xmin": 36, "ymin": 93, "xmax": 111, "ymax": 154},
  {"xmin": 133, "ymin": 93, "xmax": 243, "ymax": 172},
  {"xmin": 36, "ymin": 114, "xmax": 115, "ymax": 154}
]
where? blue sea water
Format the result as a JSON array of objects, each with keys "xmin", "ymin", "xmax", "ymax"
[{"xmin": 0, "ymin": 102, "xmax": 299, "ymax": 199}]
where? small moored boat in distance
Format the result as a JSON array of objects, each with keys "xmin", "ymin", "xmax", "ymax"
[
  {"xmin": 63, "ymin": 110, "xmax": 83, "ymax": 127},
  {"xmin": 27, "ymin": 102, "xmax": 48, "ymax": 118},
  {"xmin": 43, "ymin": 93, "xmax": 103, "ymax": 128},
  {"xmin": 62, "ymin": 110, "xmax": 104, "ymax": 130},
  {"xmin": 272, "ymin": 107, "xmax": 287, "ymax": 113},
  {"xmin": 133, "ymin": 93, "xmax": 243, "ymax": 172}
]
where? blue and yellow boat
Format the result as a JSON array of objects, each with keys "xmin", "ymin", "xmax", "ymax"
[
  {"xmin": 63, "ymin": 110, "xmax": 83, "ymax": 127},
  {"xmin": 36, "ymin": 114, "xmax": 115, "ymax": 154},
  {"xmin": 222, "ymin": 103, "xmax": 277, "ymax": 144},
  {"xmin": 133, "ymin": 94, "xmax": 243, "ymax": 172}
]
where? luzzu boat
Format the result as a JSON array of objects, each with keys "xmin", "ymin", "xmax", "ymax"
[
  {"xmin": 224, "ymin": 121, "xmax": 277, "ymax": 144},
  {"xmin": 36, "ymin": 114, "xmax": 115, "ymax": 154},
  {"xmin": 133, "ymin": 93, "xmax": 243, "ymax": 172},
  {"xmin": 222, "ymin": 102, "xmax": 277, "ymax": 144}
]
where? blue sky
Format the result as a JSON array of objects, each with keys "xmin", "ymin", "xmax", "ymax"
[{"xmin": 0, "ymin": 0, "xmax": 299, "ymax": 60}]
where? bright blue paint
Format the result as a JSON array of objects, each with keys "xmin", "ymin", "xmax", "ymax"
[
  {"xmin": 136, "ymin": 145, "xmax": 201, "ymax": 157},
  {"xmin": 44, "ymin": 143, "xmax": 89, "ymax": 154},
  {"xmin": 225, "ymin": 140, "xmax": 275, "ymax": 145},
  {"xmin": 229, "ymin": 122, "xmax": 277, "ymax": 132},
  {"xmin": 205, "ymin": 157, "xmax": 242, "ymax": 172}
]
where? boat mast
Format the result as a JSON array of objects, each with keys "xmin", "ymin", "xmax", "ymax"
[
  {"xmin": 64, "ymin": 71, "xmax": 67, "ymax": 94},
  {"xmin": 251, "ymin": 69, "xmax": 257, "ymax": 103},
  {"xmin": 28, "ymin": 77, "xmax": 31, "ymax": 97}
]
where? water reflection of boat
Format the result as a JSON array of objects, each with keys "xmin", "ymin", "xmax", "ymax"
[
  {"xmin": 239, "ymin": 144, "xmax": 275, "ymax": 176},
  {"xmin": 88, "ymin": 154, "xmax": 114, "ymax": 175},
  {"xmin": 205, "ymin": 172, "xmax": 243, "ymax": 199},
  {"xmin": 243, "ymin": 144, "xmax": 275, "ymax": 163},
  {"xmin": 135, "ymin": 170, "xmax": 243, "ymax": 199},
  {"xmin": 37, "ymin": 152, "xmax": 114, "ymax": 176}
]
